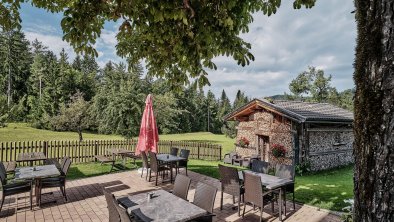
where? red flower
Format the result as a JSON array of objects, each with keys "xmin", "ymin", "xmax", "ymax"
[
  {"xmin": 271, "ymin": 144, "xmax": 286, "ymax": 158},
  {"xmin": 238, "ymin": 137, "xmax": 250, "ymax": 146}
]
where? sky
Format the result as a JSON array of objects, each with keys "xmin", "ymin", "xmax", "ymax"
[{"xmin": 19, "ymin": 0, "xmax": 356, "ymax": 101}]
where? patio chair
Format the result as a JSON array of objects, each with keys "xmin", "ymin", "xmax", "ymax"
[
  {"xmin": 242, "ymin": 172, "xmax": 275, "ymax": 222},
  {"xmin": 192, "ymin": 182, "xmax": 218, "ymax": 222},
  {"xmin": 241, "ymin": 154, "xmax": 260, "ymax": 168},
  {"xmin": 39, "ymin": 157, "xmax": 72, "ymax": 205},
  {"xmin": 218, "ymin": 164, "xmax": 244, "ymax": 216},
  {"xmin": 148, "ymin": 152, "xmax": 170, "ymax": 186},
  {"xmin": 223, "ymin": 152, "xmax": 238, "ymax": 165},
  {"xmin": 177, "ymin": 149, "xmax": 190, "ymax": 175},
  {"xmin": 251, "ymin": 160, "xmax": 269, "ymax": 174},
  {"xmin": 274, "ymin": 164, "xmax": 296, "ymax": 214},
  {"xmin": 140, "ymin": 151, "xmax": 150, "ymax": 180},
  {"xmin": 170, "ymin": 147, "xmax": 179, "ymax": 156},
  {"xmin": 104, "ymin": 188, "xmax": 134, "ymax": 222},
  {"xmin": 44, "ymin": 156, "xmax": 67, "ymax": 169},
  {"xmin": 171, "ymin": 174, "xmax": 191, "ymax": 200},
  {"xmin": 3, "ymin": 161, "xmax": 16, "ymax": 175},
  {"xmin": 0, "ymin": 162, "xmax": 33, "ymax": 211}
]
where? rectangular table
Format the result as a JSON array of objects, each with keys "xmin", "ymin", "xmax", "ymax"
[
  {"xmin": 17, "ymin": 152, "xmax": 47, "ymax": 166},
  {"xmin": 239, "ymin": 170, "xmax": 294, "ymax": 221},
  {"xmin": 156, "ymin": 154, "xmax": 186, "ymax": 183},
  {"xmin": 118, "ymin": 190, "xmax": 207, "ymax": 222},
  {"xmin": 15, "ymin": 165, "xmax": 61, "ymax": 207},
  {"xmin": 109, "ymin": 148, "xmax": 135, "ymax": 167}
]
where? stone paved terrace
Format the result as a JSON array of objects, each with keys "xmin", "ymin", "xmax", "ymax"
[{"xmin": 0, "ymin": 169, "xmax": 341, "ymax": 222}]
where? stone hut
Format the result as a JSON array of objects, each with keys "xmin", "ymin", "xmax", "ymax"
[{"xmin": 224, "ymin": 99, "xmax": 354, "ymax": 171}]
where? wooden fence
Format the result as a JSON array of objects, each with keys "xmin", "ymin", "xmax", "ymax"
[{"xmin": 0, "ymin": 140, "xmax": 222, "ymax": 164}]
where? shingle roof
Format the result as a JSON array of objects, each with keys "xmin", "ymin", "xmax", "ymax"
[
  {"xmin": 224, "ymin": 99, "xmax": 354, "ymax": 123},
  {"xmin": 270, "ymin": 100, "xmax": 354, "ymax": 122}
]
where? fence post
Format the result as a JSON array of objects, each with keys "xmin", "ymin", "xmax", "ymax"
[
  {"xmin": 219, "ymin": 145, "xmax": 222, "ymax": 160},
  {"xmin": 43, "ymin": 141, "xmax": 47, "ymax": 156},
  {"xmin": 94, "ymin": 141, "xmax": 98, "ymax": 162},
  {"xmin": 197, "ymin": 143, "xmax": 200, "ymax": 160}
]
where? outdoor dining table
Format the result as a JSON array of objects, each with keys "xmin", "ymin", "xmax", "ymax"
[
  {"xmin": 14, "ymin": 164, "xmax": 61, "ymax": 207},
  {"xmin": 118, "ymin": 189, "xmax": 208, "ymax": 222},
  {"xmin": 109, "ymin": 148, "xmax": 135, "ymax": 168},
  {"xmin": 238, "ymin": 170, "xmax": 294, "ymax": 221},
  {"xmin": 16, "ymin": 152, "xmax": 47, "ymax": 166},
  {"xmin": 156, "ymin": 154, "xmax": 186, "ymax": 183}
]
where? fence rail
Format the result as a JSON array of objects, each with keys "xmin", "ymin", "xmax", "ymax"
[{"xmin": 0, "ymin": 140, "xmax": 222, "ymax": 164}]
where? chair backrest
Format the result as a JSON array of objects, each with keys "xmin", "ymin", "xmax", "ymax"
[
  {"xmin": 103, "ymin": 188, "xmax": 121, "ymax": 222},
  {"xmin": 170, "ymin": 147, "xmax": 179, "ymax": 156},
  {"xmin": 243, "ymin": 172, "xmax": 263, "ymax": 208},
  {"xmin": 60, "ymin": 156, "xmax": 67, "ymax": 169},
  {"xmin": 193, "ymin": 182, "xmax": 217, "ymax": 214},
  {"xmin": 172, "ymin": 174, "xmax": 191, "ymax": 200},
  {"xmin": 148, "ymin": 152, "xmax": 159, "ymax": 173},
  {"xmin": 115, "ymin": 202, "xmax": 133, "ymax": 222},
  {"xmin": 275, "ymin": 164, "xmax": 295, "ymax": 180},
  {"xmin": 179, "ymin": 149, "xmax": 190, "ymax": 159},
  {"xmin": 218, "ymin": 165, "xmax": 241, "ymax": 196},
  {"xmin": 229, "ymin": 152, "xmax": 238, "ymax": 159},
  {"xmin": 62, "ymin": 157, "xmax": 72, "ymax": 176},
  {"xmin": 251, "ymin": 160, "xmax": 269, "ymax": 174},
  {"xmin": 141, "ymin": 151, "xmax": 149, "ymax": 168},
  {"xmin": 0, "ymin": 162, "xmax": 7, "ymax": 185}
]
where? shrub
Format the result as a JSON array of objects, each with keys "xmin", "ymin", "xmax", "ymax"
[
  {"xmin": 295, "ymin": 160, "xmax": 311, "ymax": 176},
  {"xmin": 271, "ymin": 144, "xmax": 286, "ymax": 158}
]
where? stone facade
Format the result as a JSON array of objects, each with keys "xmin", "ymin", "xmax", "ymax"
[
  {"xmin": 308, "ymin": 130, "xmax": 354, "ymax": 171},
  {"xmin": 233, "ymin": 110, "xmax": 354, "ymax": 171},
  {"xmin": 235, "ymin": 110, "xmax": 293, "ymax": 165}
]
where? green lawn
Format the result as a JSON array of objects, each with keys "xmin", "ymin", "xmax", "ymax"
[
  {"xmin": 1, "ymin": 123, "xmax": 353, "ymax": 211},
  {"xmin": 0, "ymin": 123, "xmax": 236, "ymax": 155}
]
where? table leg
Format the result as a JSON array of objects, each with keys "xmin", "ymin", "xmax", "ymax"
[
  {"xmin": 279, "ymin": 188, "xmax": 283, "ymax": 221},
  {"xmin": 170, "ymin": 164, "xmax": 173, "ymax": 183}
]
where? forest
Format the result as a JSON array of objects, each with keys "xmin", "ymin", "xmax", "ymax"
[
  {"xmin": 0, "ymin": 30, "xmax": 353, "ymax": 140},
  {"xmin": 0, "ymin": 30, "xmax": 250, "ymax": 140}
]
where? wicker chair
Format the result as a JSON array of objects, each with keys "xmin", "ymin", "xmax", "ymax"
[
  {"xmin": 251, "ymin": 160, "xmax": 269, "ymax": 174},
  {"xmin": 148, "ymin": 152, "xmax": 170, "ymax": 186},
  {"xmin": 104, "ymin": 188, "xmax": 121, "ymax": 222},
  {"xmin": 177, "ymin": 149, "xmax": 190, "ymax": 175},
  {"xmin": 242, "ymin": 172, "xmax": 275, "ymax": 222},
  {"xmin": 192, "ymin": 182, "xmax": 218, "ymax": 222},
  {"xmin": 0, "ymin": 162, "xmax": 32, "ymax": 211},
  {"xmin": 275, "ymin": 164, "xmax": 295, "ymax": 214},
  {"xmin": 140, "ymin": 152, "xmax": 150, "ymax": 180},
  {"xmin": 223, "ymin": 152, "xmax": 238, "ymax": 165},
  {"xmin": 171, "ymin": 174, "xmax": 191, "ymax": 200},
  {"xmin": 218, "ymin": 164, "xmax": 244, "ymax": 216},
  {"xmin": 170, "ymin": 147, "xmax": 179, "ymax": 156},
  {"xmin": 241, "ymin": 154, "xmax": 260, "ymax": 168},
  {"xmin": 39, "ymin": 157, "xmax": 71, "ymax": 205}
]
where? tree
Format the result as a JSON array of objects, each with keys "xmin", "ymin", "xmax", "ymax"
[
  {"xmin": 0, "ymin": 0, "xmax": 316, "ymax": 87},
  {"xmin": 289, "ymin": 70, "xmax": 312, "ymax": 98},
  {"xmin": 51, "ymin": 91, "xmax": 90, "ymax": 141},
  {"xmin": 353, "ymin": 0, "xmax": 393, "ymax": 220},
  {"xmin": 0, "ymin": 30, "xmax": 32, "ymax": 107}
]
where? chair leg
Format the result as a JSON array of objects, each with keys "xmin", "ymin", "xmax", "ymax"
[
  {"xmin": 146, "ymin": 168, "xmax": 149, "ymax": 180},
  {"xmin": 242, "ymin": 202, "xmax": 246, "ymax": 218},
  {"xmin": 260, "ymin": 207, "xmax": 263, "ymax": 222},
  {"xmin": 220, "ymin": 191, "xmax": 223, "ymax": 210},
  {"xmin": 233, "ymin": 195, "xmax": 235, "ymax": 204},
  {"xmin": 293, "ymin": 192, "xmax": 295, "ymax": 210},
  {"xmin": 30, "ymin": 187, "xmax": 33, "ymax": 210},
  {"xmin": 148, "ymin": 170, "xmax": 152, "ymax": 182},
  {"xmin": 185, "ymin": 166, "xmax": 188, "ymax": 176},
  {"xmin": 63, "ymin": 185, "xmax": 68, "ymax": 201},
  {"xmin": 155, "ymin": 172, "xmax": 158, "ymax": 186},
  {"xmin": 271, "ymin": 201, "xmax": 274, "ymax": 213},
  {"xmin": 238, "ymin": 196, "xmax": 241, "ymax": 216},
  {"xmin": 141, "ymin": 168, "xmax": 144, "ymax": 178},
  {"xmin": 284, "ymin": 192, "xmax": 287, "ymax": 215},
  {"xmin": 0, "ymin": 193, "xmax": 5, "ymax": 212}
]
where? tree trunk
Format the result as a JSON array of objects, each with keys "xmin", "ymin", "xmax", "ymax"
[
  {"xmin": 353, "ymin": 0, "xmax": 394, "ymax": 221},
  {"xmin": 78, "ymin": 128, "xmax": 83, "ymax": 142},
  {"xmin": 7, "ymin": 31, "xmax": 12, "ymax": 107}
]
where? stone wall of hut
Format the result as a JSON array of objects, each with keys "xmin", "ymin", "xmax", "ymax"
[
  {"xmin": 308, "ymin": 130, "xmax": 354, "ymax": 171},
  {"xmin": 235, "ymin": 110, "xmax": 293, "ymax": 165}
]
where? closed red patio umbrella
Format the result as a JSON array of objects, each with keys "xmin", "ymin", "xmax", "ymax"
[{"xmin": 135, "ymin": 94, "xmax": 159, "ymax": 155}]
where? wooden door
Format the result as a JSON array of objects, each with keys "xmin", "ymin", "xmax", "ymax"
[{"xmin": 258, "ymin": 135, "xmax": 270, "ymax": 162}]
